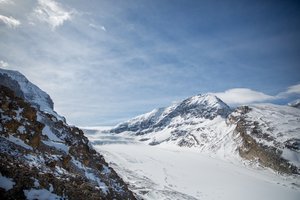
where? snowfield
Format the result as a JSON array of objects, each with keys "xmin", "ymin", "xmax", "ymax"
[{"xmin": 85, "ymin": 129, "xmax": 300, "ymax": 200}]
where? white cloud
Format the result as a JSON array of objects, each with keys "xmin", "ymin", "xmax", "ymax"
[
  {"xmin": 89, "ymin": 23, "xmax": 106, "ymax": 31},
  {"xmin": 213, "ymin": 84, "xmax": 300, "ymax": 105},
  {"xmin": 0, "ymin": 60, "xmax": 9, "ymax": 67},
  {"xmin": 0, "ymin": 0, "xmax": 14, "ymax": 4},
  {"xmin": 0, "ymin": 14, "xmax": 20, "ymax": 28},
  {"xmin": 276, "ymin": 84, "xmax": 300, "ymax": 98},
  {"xmin": 213, "ymin": 88, "xmax": 276, "ymax": 105},
  {"xmin": 285, "ymin": 84, "xmax": 300, "ymax": 94},
  {"xmin": 88, "ymin": 23, "xmax": 97, "ymax": 29},
  {"xmin": 32, "ymin": 0, "xmax": 74, "ymax": 30},
  {"xmin": 101, "ymin": 26, "xmax": 106, "ymax": 31}
]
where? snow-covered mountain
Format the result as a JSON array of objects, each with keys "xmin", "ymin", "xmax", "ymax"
[
  {"xmin": 111, "ymin": 94, "xmax": 235, "ymax": 152},
  {"xmin": 110, "ymin": 94, "xmax": 300, "ymax": 175},
  {"xmin": 0, "ymin": 69, "xmax": 136, "ymax": 199},
  {"xmin": 112, "ymin": 94, "xmax": 231, "ymax": 135}
]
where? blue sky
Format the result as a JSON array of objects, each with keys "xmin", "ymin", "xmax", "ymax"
[{"xmin": 0, "ymin": 0, "xmax": 300, "ymax": 126}]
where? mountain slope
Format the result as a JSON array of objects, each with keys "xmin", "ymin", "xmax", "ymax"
[
  {"xmin": 0, "ymin": 69, "xmax": 136, "ymax": 199},
  {"xmin": 110, "ymin": 94, "xmax": 300, "ymax": 175}
]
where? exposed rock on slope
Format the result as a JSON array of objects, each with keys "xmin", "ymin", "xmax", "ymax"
[
  {"xmin": 229, "ymin": 105, "xmax": 300, "ymax": 174},
  {"xmin": 0, "ymin": 69, "xmax": 136, "ymax": 199}
]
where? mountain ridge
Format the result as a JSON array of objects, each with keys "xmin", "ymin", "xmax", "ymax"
[{"xmin": 111, "ymin": 93, "xmax": 231, "ymax": 135}]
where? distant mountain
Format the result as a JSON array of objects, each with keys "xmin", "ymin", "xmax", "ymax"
[
  {"xmin": 111, "ymin": 94, "xmax": 300, "ymax": 175},
  {"xmin": 288, "ymin": 99, "xmax": 300, "ymax": 109},
  {"xmin": 0, "ymin": 68, "xmax": 136, "ymax": 199},
  {"xmin": 111, "ymin": 93, "xmax": 231, "ymax": 134}
]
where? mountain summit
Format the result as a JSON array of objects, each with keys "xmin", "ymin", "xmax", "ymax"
[{"xmin": 111, "ymin": 94, "xmax": 231, "ymax": 134}]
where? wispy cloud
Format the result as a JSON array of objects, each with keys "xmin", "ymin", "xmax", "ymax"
[
  {"xmin": 0, "ymin": 14, "xmax": 20, "ymax": 28},
  {"xmin": 0, "ymin": 0, "xmax": 14, "ymax": 4},
  {"xmin": 31, "ymin": 0, "xmax": 74, "ymax": 30},
  {"xmin": 89, "ymin": 23, "xmax": 106, "ymax": 32},
  {"xmin": 276, "ymin": 84, "xmax": 300, "ymax": 98},
  {"xmin": 285, "ymin": 84, "xmax": 300, "ymax": 94},
  {"xmin": 0, "ymin": 60, "xmax": 9, "ymax": 67}
]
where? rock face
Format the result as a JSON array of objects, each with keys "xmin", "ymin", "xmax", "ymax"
[
  {"xmin": 111, "ymin": 95, "xmax": 300, "ymax": 175},
  {"xmin": 228, "ymin": 105, "xmax": 300, "ymax": 175},
  {"xmin": 0, "ymin": 69, "xmax": 136, "ymax": 199}
]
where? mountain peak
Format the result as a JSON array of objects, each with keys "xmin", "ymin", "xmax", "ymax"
[
  {"xmin": 111, "ymin": 93, "xmax": 231, "ymax": 134},
  {"xmin": 184, "ymin": 93, "xmax": 229, "ymax": 110},
  {"xmin": 0, "ymin": 68, "xmax": 56, "ymax": 116}
]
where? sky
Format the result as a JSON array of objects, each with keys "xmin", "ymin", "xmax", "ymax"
[{"xmin": 0, "ymin": 0, "xmax": 300, "ymax": 126}]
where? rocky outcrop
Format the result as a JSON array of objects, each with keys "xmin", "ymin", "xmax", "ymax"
[
  {"xmin": 229, "ymin": 106, "xmax": 299, "ymax": 175},
  {"xmin": 0, "ymin": 76, "xmax": 136, "ymax": 199}
]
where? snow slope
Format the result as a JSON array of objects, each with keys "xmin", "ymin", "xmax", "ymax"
[{"xmin": 85, "ymin": 130, "xmax": 300, "ymax": 200}]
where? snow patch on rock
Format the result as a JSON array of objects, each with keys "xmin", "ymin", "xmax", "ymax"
[{"xmin": 0, "ymin": 173, "xmax": 15, "ymax": 191}]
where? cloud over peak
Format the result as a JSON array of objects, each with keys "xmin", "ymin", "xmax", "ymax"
[
  {"xmin": 0, "ymin": 14, "xmax": 20, "ymax": 28},
  {"xmin": 213, "ymin": 84, "xmax": 300, "ymax": 105},
  {"xmin": 32, "ymin": 0, "xmax": 74, "ymax": 30},
  {"xmin": 213, "ymin": 88, "xmax": 275, "ymax": 105}
]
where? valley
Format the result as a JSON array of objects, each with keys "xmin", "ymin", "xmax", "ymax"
[{"xmin": 85, "ymin": 129, "xmax": 300, "ymax": 200}]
